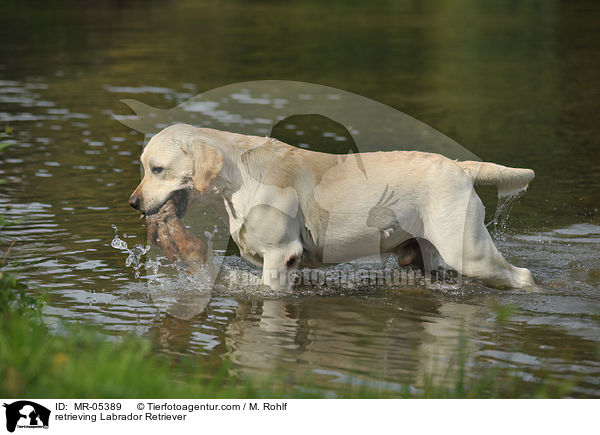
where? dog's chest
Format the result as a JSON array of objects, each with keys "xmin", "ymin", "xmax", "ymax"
[{"xmin": 222, "ymin": 195, "xmax": 265, "ymax": 266}]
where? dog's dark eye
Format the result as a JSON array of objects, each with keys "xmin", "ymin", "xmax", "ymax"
[{"xmin": 152, "ymin": 166, "xmax": 164, "ymax": 175}]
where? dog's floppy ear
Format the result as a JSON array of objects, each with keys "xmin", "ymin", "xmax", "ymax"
[{"xmin": 187, "ymin": 137, "xmax": 224, "ymax": 193}]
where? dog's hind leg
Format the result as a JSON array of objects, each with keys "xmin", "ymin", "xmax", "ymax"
[
  {"xmin": 426, "ymin": 189, "xmax": 535, "ymax": 288},
  {"xmin": 393, "ymin": 238, "xmax": 446, "ymax": 277},
  {"xmin": 393, "ymin": 238, "xmax": 423, "ymax": 269}
]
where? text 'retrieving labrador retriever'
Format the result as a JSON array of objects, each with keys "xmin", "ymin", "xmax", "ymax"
[{"xmin": 129, "ymin": 124, "xmax": 535, "ymax": 290}]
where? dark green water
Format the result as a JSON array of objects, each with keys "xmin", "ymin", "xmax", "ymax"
[{"xmin": 0, "ymin": 0, "xmax": 599, "ymax": 396}]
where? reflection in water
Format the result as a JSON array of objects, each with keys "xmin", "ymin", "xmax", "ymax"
[{"xmin": 0, "ymin": 0, "xmax": 599, "ymax": 396}]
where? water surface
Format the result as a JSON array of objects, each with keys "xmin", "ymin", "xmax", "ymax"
[{"xmin": 0, "ymin": 0, "xmax": 599, "ymax": 396}]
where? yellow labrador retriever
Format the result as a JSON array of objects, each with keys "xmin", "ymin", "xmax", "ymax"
[{"xmin": 129, "ymin": 124, "xmax": 535, "ymax": 290}]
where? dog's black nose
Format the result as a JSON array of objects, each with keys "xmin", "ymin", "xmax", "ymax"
[{"xmin": 128, "ymin": 194, "xmax": 141, "ymax": 210}]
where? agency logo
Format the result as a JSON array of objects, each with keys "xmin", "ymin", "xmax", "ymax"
[
  {"xmin": 111, "ymin": 80, "xmax": 479, "ymax": 319},
  {"xmin": 3, "ymin": 401, "xmax": 50, "ymax": 433},
  {"xmin": 112, "ymin": 80, "xmax": 533, "ymax": 319}
]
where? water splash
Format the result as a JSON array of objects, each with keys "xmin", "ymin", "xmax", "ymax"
[
  {"xmin": 203, "ymin": 226, "xmax": 217, "ymax": 265},
  {"xmin": 110, "ymin": 224, "xmax": 150, "ymax": 277},
  {"xmin": 486, "ymin": 191, "xmax": 526, "ymax": 241}
]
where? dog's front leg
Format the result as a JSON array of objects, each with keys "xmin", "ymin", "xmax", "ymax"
[{"xmin": 261, "ymin": 243, "xmax": 303, "ymax": 291}]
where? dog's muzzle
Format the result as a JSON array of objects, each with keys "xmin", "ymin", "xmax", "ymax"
[
  {"xmin": 128, "ymin": 193, "xmax": 142, "ymax": 211},
  {"xmin": 128, "ymin": 189, "xmax": 190, "ymax": 217}
]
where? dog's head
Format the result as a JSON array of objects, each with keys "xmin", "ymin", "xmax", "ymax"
[{"xmin": 129, "ymin": 124, "xmax": 224, "ymax": 215}]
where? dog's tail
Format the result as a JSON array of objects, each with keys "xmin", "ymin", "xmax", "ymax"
[{"xmin": 457, "ymin": 161, "xmax": 534, "ymax": 197}]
